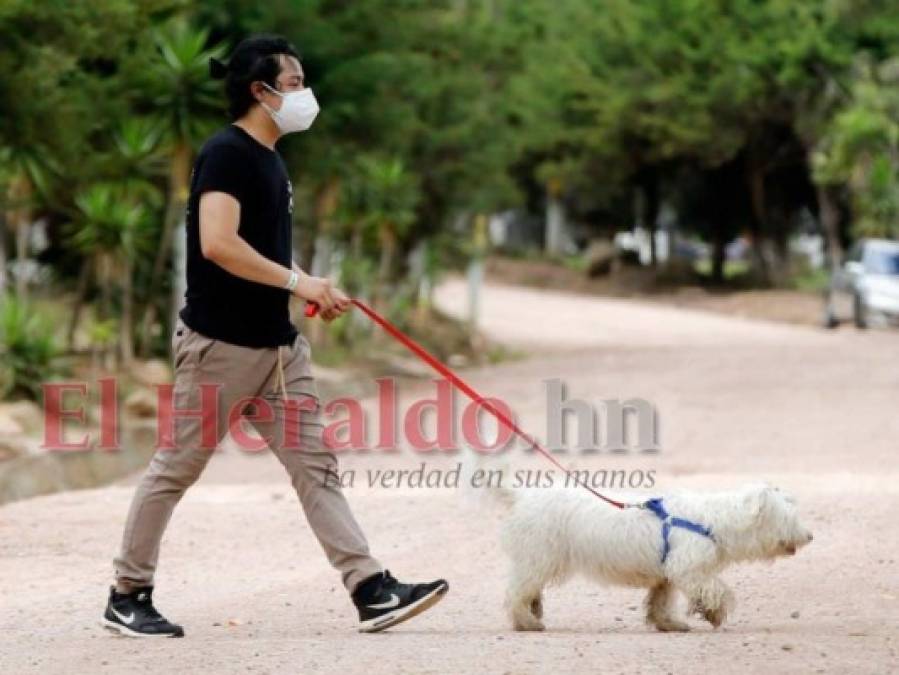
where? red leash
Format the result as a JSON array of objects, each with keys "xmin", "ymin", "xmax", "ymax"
[{"xmin": 305, "ymin": 299, "xmax": 629, "ymax": 510}]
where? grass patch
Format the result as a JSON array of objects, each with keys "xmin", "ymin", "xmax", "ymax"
[
  {"xmin": 693, "ymin": 259, "xmax": 751, "ymax": 280},
  {"xmin": 790, "ymin": 267, "xmax": 830, "ymax": 293}
]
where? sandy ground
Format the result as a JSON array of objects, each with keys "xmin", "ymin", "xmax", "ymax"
[
  {"xmin": 2, "ymin": 280, "xmax": 898, "ymax": 674},
  {"xmin": 484, "ymin": 255, "xmax": 828, "ymax": 327}
]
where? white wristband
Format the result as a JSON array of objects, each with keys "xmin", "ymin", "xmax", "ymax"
[{"xmin": 284, "ymin": 270, "xmax": 299, "ymax": 292}]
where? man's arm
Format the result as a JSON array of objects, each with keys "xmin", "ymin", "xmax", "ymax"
[{"xmin": 199, "ymin": 191, "xmax": 348, "ymax": 315}]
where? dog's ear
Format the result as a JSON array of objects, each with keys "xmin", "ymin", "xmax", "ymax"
[{"xmin": 741, "ymin": 484, "xmax": 770, "ymax": 521}]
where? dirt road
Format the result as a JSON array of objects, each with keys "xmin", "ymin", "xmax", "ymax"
[{"xmin": 2, "ymin": 280, "xmax": 897, "ymax": 674}]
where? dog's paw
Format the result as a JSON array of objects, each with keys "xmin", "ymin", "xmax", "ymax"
[
  {"xmin": 651, "ymin": 618, "xmax": 691, "ymax": 633},
  {"xmin": 512, "ymin": 614, "xmax": 546, "ymax": 632},
  {"xmin": 702, "ymin": 606, "xmax": 727, "ymax": 629},
  {"xmin": 689, "ymin": 600, "xmax": 726, "ymax": 628}
]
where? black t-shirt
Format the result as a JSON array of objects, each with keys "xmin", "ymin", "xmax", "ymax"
[{"xmin": 179, "ymin": 125, "xmax": 298, "ymax": 348}]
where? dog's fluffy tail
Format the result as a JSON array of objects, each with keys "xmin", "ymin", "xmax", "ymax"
[{"xmin": 460, "ymin": 448, "xmax": 518, "ymax": 510}]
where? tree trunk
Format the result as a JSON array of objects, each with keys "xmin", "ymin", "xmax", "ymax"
[
  {"xmin": 98, "ymin": 254, "xmax": 112, "ymax": 323},
  {"xmin": 0, "ymin": 210, "xmax": 7, "ymax": 296},
  {"xmin": 314, "ymin": 177, "xmax": 340, "ymax": 262},
  {"xmin": 816, "ymin": 184, "xmax": 843, "ymax": 273},
  {"xmin": 139, "ymin": 142, "xmax": 192, "ymax": 356},
  {"xmin": 305, "ymin": 178, "xmax": 342, "ymax": 345},
  {"xmin": 14, "ymin": 220, "xmax": 28, "ymax": 298},
  {"xmin": 545, "ymin": 196, "xmax": 566, "ymax": 256},
  {"xmin": 377, "ymin": 225, "xmax": 396, "ymax": 287},
  {"xmin": 121, "ymin": 257, "xmax": 134, "ymax": 365},
  {"xmin": 711, "ymin": 227, "xmax": 726, "ymax": 285},
  {"xmin": 309, "ymin": 177, "xmax": 341, "ymax": 278},
  {"xmin": 746, "ymin": 158, "xmax": 771, "ymax": 285},
  {"xmin": 67, "ymin": 258, "xmax": 92, "ymax": 350},
  {"xmin": 171, "ymin": 213, "xmax": 187, "ymax": 334},
  {"xmin": 644, "ymin": 172, "xmax": 659, "ymax": 269},
  {"xmin": 8, "ymin": 175, "xmax": 33, "ymax": 300},
  {"xmin": 544, "ymin": 177, "xmax": 566, "ymax": 256},
  {"xmin": 771, "ymin": 209, "xmax": 791, "ymax": 286}
]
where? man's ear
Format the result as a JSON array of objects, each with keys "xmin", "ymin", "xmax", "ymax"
[{"xmin": 250, "ymin": 81, "xmax": 267, "ymax": 103}]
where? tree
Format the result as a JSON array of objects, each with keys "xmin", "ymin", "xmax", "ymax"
[
  {"xmin": 0, "ymin": 0, "xmax": 151, "ymax": 298},
  {"xmin": 813, "ymin": 56, "xmax": 899, "ymax": 240},
  {"xmin": 129, "ymin": 18, "xmax": 226, "ymax": 354},
  {"xmin": 68, "ymin": 184, "xmax": 155, "ymax": 364},
  {"xmin": 66, "ymin": 117, "xmax": 166, "ymax": 350},
  {"xmin": 0, "ymin": 145, "xmax": 55, "ymax": 298},
  {"xmin": 203, "ymin": 0, "xmax": 523, "ymax": 282}
]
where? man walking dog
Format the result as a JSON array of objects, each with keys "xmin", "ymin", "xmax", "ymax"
[{"xmin": 103, "ymin": 34, "xmax": 448, "ymax": 637}]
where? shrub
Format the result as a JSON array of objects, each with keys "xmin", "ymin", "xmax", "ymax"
[{"xmin": 0, "ymin": 295, "xmax": 63, "ymax": 400}]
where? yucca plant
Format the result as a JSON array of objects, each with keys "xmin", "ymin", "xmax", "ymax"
[
  {"xmin": 68, "ymin": 184, "xmax": 155, "ymax": 364},
  {"xmin": 135, "ymin": 19, "xmax": 227, "ymax": 353},
  {"xmin": 0, "ymin": 144, "xmax": 57, "ymax": 299}
]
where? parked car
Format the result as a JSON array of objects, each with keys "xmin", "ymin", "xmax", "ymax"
[{"xmin": 824, "ymin": 238, "xmax": 899, "ymax": 329}]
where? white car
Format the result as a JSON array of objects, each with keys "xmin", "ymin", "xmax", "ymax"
[{"xmin": 825, "ymin": 238, "xmax": 899, "ymax": 329}]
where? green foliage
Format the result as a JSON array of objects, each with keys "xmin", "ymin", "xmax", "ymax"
[
  {"xmin": 86, "ymin": 318, "xmax": 120, "ymax": 351},
  {"xmin": 0, "ymin": 295, "xmax": 63, "ymax": 400},
  {"xmin": 69, "ymin": 184, "xmax": 154, "ymax": 257},
  {"xmin": 813, "ymin": 57, "xmax": 899, "ymax": 238},
  {"xmin": 2, "ymin": 0, "xmax": 899, "ymax": 369},
  {"xmin": 136, "ymin": 18, "xmax": 228, "ymax": 150}
]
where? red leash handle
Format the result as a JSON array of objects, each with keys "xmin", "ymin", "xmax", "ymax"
[{"xmin": 304, "ymin": 299, "xmax": 628, "ymax": 509}]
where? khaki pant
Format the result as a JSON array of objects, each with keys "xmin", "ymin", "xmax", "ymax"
[{"xmin": 113, "ymin": 317, "xmax": 382, "ymax": 594}]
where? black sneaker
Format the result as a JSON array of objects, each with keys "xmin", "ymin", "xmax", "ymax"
[
  {"xmin": 101, "ymin": 586, "xmax": 184, "ymax": 638},
  {"xmin": 352, "ymin": 570, "xmax": 448, "ymax": 633}
]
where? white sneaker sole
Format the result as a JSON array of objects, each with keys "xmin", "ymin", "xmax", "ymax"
[
  {"xmin": 100, "ymin": 618, "xmax": 183, "ymax": 638},
  {"xmin": 358, "ymin": 582, "xmax": 449, "ymax": 633}
]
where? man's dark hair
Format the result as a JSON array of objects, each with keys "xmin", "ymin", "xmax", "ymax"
[{"xmin": 210, "ymin": 34, "xmax": 301, "ymax": 120}]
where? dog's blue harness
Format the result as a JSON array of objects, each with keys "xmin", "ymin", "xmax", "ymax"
[{"xmin": 643, "ymin": 498, "xmax": 715, "ymax": 563}]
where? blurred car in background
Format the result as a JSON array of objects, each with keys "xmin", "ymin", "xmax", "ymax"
[{"xmin": 824, "ymin": 238, "xmax": 899, "ymax": 329}]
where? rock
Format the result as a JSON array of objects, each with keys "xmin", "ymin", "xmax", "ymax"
[
  {"xmin": 0, "ymin": 400, "xmax": 43, "ymax": 435},
  {"xmin": 585, "ymin": 239, "xmax": 615, "ymax": 278},
  {"xmin": 447, "ymin": 354, "xmax": 469, "ymax": 368},
  {"xmin": 124, "ymin": 389, "xmax": 157, "ymax": 418},
  {"xmin": 0, "ymin": 435, "xmax": 36, "ymax": 460},
  {"xmin": 781, "ymin": 644, "xmax": 794, "ymax": 651},
  {"xmin": 129, "ymin": 359, "xmax": 172, "ymax": 386},
  {"xmin": 0, "ymin": 414, "xmax": 23, "ymax": 435},
  {"xmin": 790, "ymin": 610, "xmax": 800, "ymax": 619},
  {"xmin": 0, "ymin": 434, "xmax": 46, "ymax": 462}
]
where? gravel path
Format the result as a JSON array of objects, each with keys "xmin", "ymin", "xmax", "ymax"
[{"xmin": 1, "ymin": 280, "xmax": 897, "ymax": 674}]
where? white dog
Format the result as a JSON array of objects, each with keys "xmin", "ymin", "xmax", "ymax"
[{"xmin": 487, "ymin": 480, "xmax": 813, "ymax": 632}]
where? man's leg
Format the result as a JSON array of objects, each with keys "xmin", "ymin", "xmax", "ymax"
[
  {"xmin": 112, "ymin": 321, "xmax": 267, "ymax": 592},
  {"xmin": 253, "ymin": 334, "xmax": 448, "ymax": 633},
  {"xmin": 253, "ymin": 334, "xmax": 382, "ymax": 593}
]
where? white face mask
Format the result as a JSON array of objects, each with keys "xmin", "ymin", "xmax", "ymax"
[{"xmin": 261, "ymin": 83, "xmax": 320, "ymax": 134}]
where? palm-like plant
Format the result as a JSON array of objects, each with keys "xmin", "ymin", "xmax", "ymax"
[
  {"xmin": 0, "ymin": 144, "xmax": 57, "ymax": 299},
  {"xmin": 66, "ymin": 117, "xmax": 165, "ymax": 351},
  {"xmin": 111, "ymin": 117, "xmax": 167, "ymax": 208},
  {"xmin": 133, "ymin": 19, "xmax": 226, "ymax": 353},
  {"xmin": 68, "ymin": 184, "xmax": 155, "ymax": 364}
]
